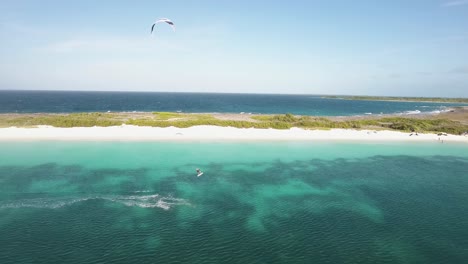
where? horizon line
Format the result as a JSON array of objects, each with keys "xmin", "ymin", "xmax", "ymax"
[{"xmin": 0, "ymin": 89, "xmax": 467, "ymax": 99}]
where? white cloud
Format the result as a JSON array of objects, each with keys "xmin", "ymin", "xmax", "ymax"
[
  {"xmin": 442, "ymin": 0, "xmax": 468, "ymax": 7},
  {"xmin": 41, "ymin": 36, "xmax": 189, "ymax": 54},
  {"xmin": 38, "ymin": 23, "xmax": 229, "ymax": 55},
  {"xmin": 449, "ymin": 66, "xmax": 468, "ymax": 74},
  {"xmin": 0, "ymin": 20, "xmax": 50, "ymax": 36}
]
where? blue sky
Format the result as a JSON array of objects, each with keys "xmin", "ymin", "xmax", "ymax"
[{"xmin": 1, "ymin": 0, "xmax": 467, "ymax": 96}]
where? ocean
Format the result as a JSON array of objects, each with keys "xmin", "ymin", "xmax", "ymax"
[
  {"xmin": 0, "ymin": 90, "xmax": 466, "ymax": 116},
  {"xmin": 0, "ymin": 142, "xmax": 467, "ymax": 264},
  {"xmin": 1, "ymin": 91, "xmax": 468, "ymax": 263}
]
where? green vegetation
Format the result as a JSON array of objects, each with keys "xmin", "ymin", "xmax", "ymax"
[
  {"xmin": 0, "ymin": 113, "xmax": 122, "ymax": 128},
  {"xmin": 129, "ymin": 113, "xmax": 292, "ymax": 129},
  {"xmin": 324, "ymin": 95, "xmax": 468, "ymax": 103},
  {"xmin": 0, "ymin": 112, "xmax": 467, "ymax": 135},
  {"xmin": 153, "ymin": 112, "xmax": 184, "ymax": 120},
  {"xmin": 253, "ymin": 114, "xmax": 468, "ymax": 134},
  {"xmin": 376, "ymin": 117, "xmax": 467, "ymax": 135}
]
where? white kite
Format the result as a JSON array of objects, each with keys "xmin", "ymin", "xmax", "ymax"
[{"xmin": 151, "ymin": 18, "xmax": 176, "ymax": 34}]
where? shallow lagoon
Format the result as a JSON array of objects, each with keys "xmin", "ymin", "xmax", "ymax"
[{"xmin": 0, "ymin": 142, "xmax": 467, "ymax": 264}]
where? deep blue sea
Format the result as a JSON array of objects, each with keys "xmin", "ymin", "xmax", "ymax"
[{"xmin": 0, "ymin": 90, "xmax": 466, "ymax": 116}]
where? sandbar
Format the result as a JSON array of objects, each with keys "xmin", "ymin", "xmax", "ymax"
[{"xmin": 0, "ymin": 125, "xmax": 466, "ymax": 143}]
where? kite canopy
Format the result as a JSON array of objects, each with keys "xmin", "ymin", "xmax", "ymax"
[{"xmin": 151, "ymin": 18, "xmax": 175, "ymax": 34}]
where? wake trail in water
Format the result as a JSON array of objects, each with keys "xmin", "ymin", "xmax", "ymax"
[{"xmin": 0, "ymin": 194, "xmax": 190, "ymax": 210}]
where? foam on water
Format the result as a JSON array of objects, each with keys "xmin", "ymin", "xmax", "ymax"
[
  {"xmin": 0, "ymin": 194, "xmax": 190, "ymax": 210},
  {"xmin": 403, "ymin": 110, "xmax": 421, "ymax": 115},
  {"xmin": 391, "ymin": 106, "xmax": 453, "ymax": 116}
]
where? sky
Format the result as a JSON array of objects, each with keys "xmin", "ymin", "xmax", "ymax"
[{"xmin": 0, "ymin": 0, "xmax": 467, "ymax": 97}]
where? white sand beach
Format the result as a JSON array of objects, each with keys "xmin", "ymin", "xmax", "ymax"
[{"xmin": 0, "ymin": 125, "xmax": 466, "ymax": 142}]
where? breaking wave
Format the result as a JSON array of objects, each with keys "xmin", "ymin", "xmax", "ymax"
[
  {"xmin": 403, "ymin": 110, "xmax": 421, "ymax": 115},
  {"xmin": 394, "ymin": 107, "xmax": 452, "ymax": 116}
]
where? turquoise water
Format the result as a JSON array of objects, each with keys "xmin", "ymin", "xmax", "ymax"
[{"xmin": 1, "ymin": 142, "xmax": 467, "ymax": 263}]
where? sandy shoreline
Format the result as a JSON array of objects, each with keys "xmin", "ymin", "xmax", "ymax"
[{"xmin": 0, "ymin": 125, "xmax": 467, "ymax": 143}]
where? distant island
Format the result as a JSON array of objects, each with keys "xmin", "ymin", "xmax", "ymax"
[{"xmin": 323, "ymin": 96, "xmax": 468, "ymax": 104}]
